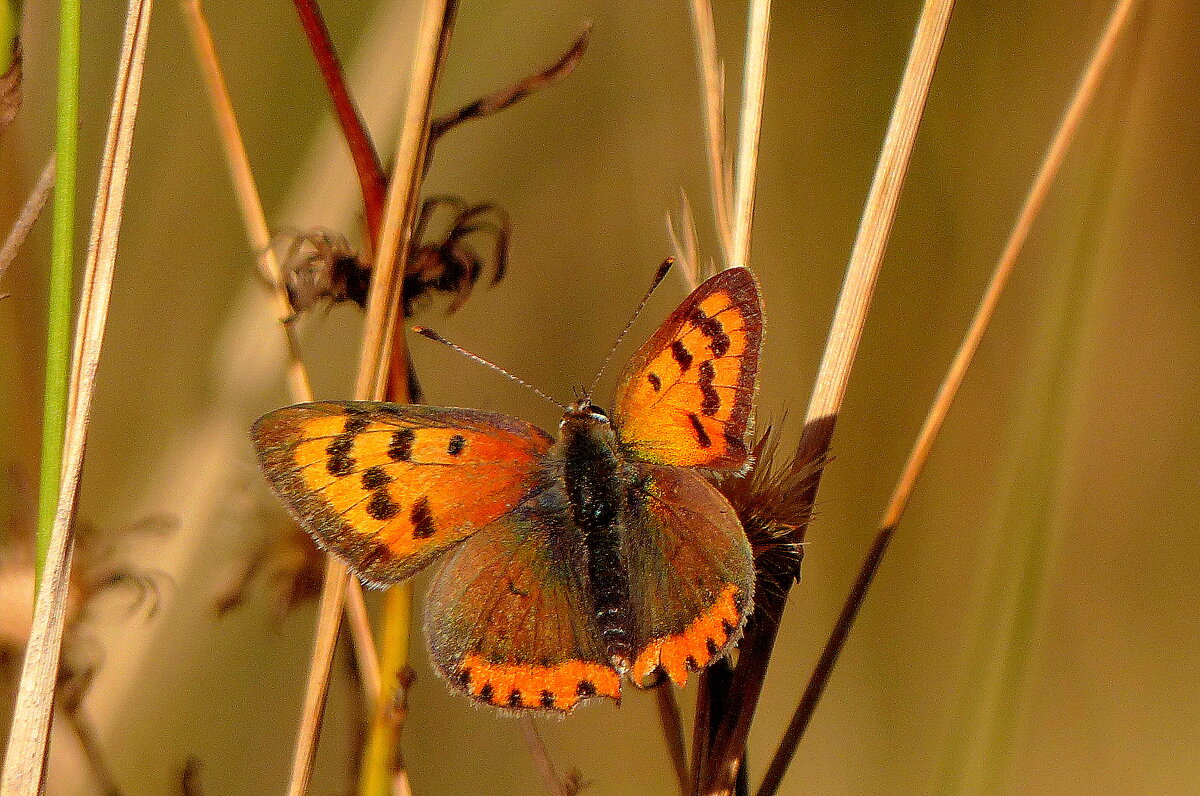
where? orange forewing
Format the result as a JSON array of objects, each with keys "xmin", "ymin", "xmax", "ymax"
[
  {"xmin": 251, "ymin": 401, "xmax": 552, "ymax": 587},
  {"xmin": 614, "ymin": 267, "xmax": 763, "ymax": 473}
]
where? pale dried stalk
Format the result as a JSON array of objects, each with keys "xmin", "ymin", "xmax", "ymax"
[
  {"xmin": 291, "ymin": 2, "xmax": 452, "ymax": 793},
  {"xmin": 880, "ymin": 0, "xmax": 1138, "ymax": 529},
  {"xmin": 357, "ymin": 0, "xmax": 449, "ymax": 399},
  {"xmin": 802, "ymin": 0, "xmax": 955, "ymax": 433},
  {"xmin": 702, "ymin": 2, "xmax": 957, "ymax": 793},
  {"xmin": 687, "ymin": 0, "xmax": 733, "ymax": 264},
  {"xmin": 0, "ymin": 156, "xmax": 57, "ymax": 288},
  {"xmin": 667, "ymin": 191, "xmax": 702, "ymax": 290},
  {"xmin": 729, "ymin": 0, "xmax": 771, "ymax": 270},
  {"xmin": 0, "ymin": 1, "xmax": 151, "ymax": 791},
  {"xmin": 756, "ymin": 2, "xmax": 1139, "ymax": 791},
  {"xmin": 180, "ymin": 0, "xmax": 382, "ymax": 702}
]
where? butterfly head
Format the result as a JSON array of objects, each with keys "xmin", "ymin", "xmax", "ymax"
[{"xmin": 562, "ymin": 399, "xmax": 610, "ymax": 426}]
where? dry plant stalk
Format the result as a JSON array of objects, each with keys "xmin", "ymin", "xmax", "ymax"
[
  {"xmin": 291, "ymin": 0, "xmax": 388, "ymax": 249},
  {"xmin": 0, "ymin": 1, "xmax": 152, "ymax": 791},
  {"xmin": 753, "ymin": 2, "xmax": 1139, "ymax": 792},
  {"xmin": 753, "ymin": 2, "xmax": 1141, "ymax": 791},
  {"xmin": 0, "ymin": 157, "xmax": 57, "ymax": 292},
  {"xmin": 519, "ymin": 716, "xmax": 571, "ymax": 796},
  {"xmin": 687, "ymin": 0, "xmax": 733, "ymax": 266},
  {"xmin": 290, "ymin": 2, "xmax": 455, "ymax": 793},
  {"xmin": 696, "ymin": 1, "xmax": 957, "ymax": 793},
  {"xmin": 730, "ymin": 0, "xmax": 771, "ymax": 270},
  {"xmin": 179, "ymin": 0, "xmax": 382, "ymax": 700}
]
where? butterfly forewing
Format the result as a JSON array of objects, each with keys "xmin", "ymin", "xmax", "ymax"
[
  {"xmin": 613, "ymin": 267, "xmax": 763, "ymax": 473},
  {"xmin": 251, "ymin": 401, "xmax": 553, "ymax": 587},
  {"xmin": 624, "ymin": 462, "xmax": 755, "ymax": 687},
  {"xmin": 425, "ymin": 480, "xmax": 622, "ymax": 713}
]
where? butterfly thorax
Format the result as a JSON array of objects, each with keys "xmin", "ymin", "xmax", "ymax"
[{"xmin": 557, "ymin": 401, "xmax": 635, "ymax": 669}]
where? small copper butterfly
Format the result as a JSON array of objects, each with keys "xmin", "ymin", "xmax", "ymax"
[{"xmin": 251, "ymin": 266, "xmax": 764, "ymax": 712}]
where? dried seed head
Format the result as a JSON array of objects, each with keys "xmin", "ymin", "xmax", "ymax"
[{"xmin": 720, "ymin": 423, "xmax": 823, "ymax": 601}]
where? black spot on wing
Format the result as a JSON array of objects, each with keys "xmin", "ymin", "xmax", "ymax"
[
  {"xmin": 541, "ymin": 690, "xmax": 556, "ymax": 709},
  {"xmin": 361, "ymin": 466, "xmax": 391, "ymax": 490},
  {"xmin": 576, "ymin": 680, "xmax": 596, "ymax": 698},
  {"xmin": 447, "ymin": 434, "xmax": 466, "ymax": 456},
  {"xmin": 647, "ymin": 372, "xmax": 662, "ymax": 392},
  {"xmin": 411, "ymin": 496, "xmax": 436, "ymax": 539},
  {"xmin": 697, "ymin": 359, "xmax": 720, "ymax": 416},
  {"xmin": 366, "ymin": 489, "xmax": 399, "ymax": 521},
  {"xmin": 388, "ymin": 428, "xmax": 415, "ymax": 461},
  {"xmin": 687, "ymin": 413, "xmax": 712, "ymax": 448},
  {"xmin": 691, "ymin": 307, "xmax": 732, "ymax": 358},
  {"xmin": 670, "ymin": 340, "xmax": 693, "ymax": 372},
  {"xmin": 325, "ymin": 433, "xmax": 356, "ymax": 476},
  {"xmin": 344, "ymin": 415, "xmax": 370, "ymax": 434}
]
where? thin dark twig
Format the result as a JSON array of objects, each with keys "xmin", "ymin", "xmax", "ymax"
[
  {"xmin": 518, "ymin": 717, "xmax": 568, "ymax": 796},
  {"xmin": 429, "ymin": 25, "xmax": 590, "ymax": 142},
  {"xmin": 1, "ymin": 42, "xmax": 21, "ymax": 136},
  {"xmin": 0, "ymin": 156, "xmax": 57, "ymax": 288},
  {"xmin": 291, "ymin": 0, "xmax": 387, "ymax": 248},
  {"xmin": 754, "ymin": 525, "xmax": 892, "ymax": 796},
  {"xmin": 67, "ymin": 709, "xmax": 123, "ymax": 796},
  {"xmin": 655, "ymin": 685, "xmax": 690, "ymax": 795}
]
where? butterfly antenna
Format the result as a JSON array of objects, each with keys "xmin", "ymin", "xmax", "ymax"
[
  {"xmin": 586, "ymin": 257, "xmax": 674, "ymax": 397},
  {"xmin": 414, "ymin": 327, "xmax": 567, "ymax": 411}
]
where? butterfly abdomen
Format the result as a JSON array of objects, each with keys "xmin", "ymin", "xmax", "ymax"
[{"xmin": 559, "ymin": 410, "xmax": 634, "ymax": 667}]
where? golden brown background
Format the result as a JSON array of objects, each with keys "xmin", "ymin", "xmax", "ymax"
[{"xmin": 1, "ymin": 1, "xmax": 1197, "ymax": 793}]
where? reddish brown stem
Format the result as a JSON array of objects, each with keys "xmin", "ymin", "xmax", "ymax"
[{"xmin": 292, "ymin": 0, "xmax": 387, "ymax": 249}]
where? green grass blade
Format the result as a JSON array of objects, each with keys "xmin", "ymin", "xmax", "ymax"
[{"xmin": 35, "ymin": 0, "xmax": 80, "ymax": 588}]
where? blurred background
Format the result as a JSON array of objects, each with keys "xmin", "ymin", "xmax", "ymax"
[{"xmin": 1, "ymin": 0, "xmax": 1197, "ymax": 793}]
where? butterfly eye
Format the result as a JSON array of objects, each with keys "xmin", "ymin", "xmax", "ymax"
[{"xmin": 587, "ymin": 405, "xmax": 609, "ymax": 421}]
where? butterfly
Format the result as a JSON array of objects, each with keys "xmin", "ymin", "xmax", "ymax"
[{"xmin": 251, "ymin": 266, "xmax": 764, "ymax": 712}]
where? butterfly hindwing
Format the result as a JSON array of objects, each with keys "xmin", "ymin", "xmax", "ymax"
[
  {"xmin": 251, "ymin": 401, "xmax": 553, "ymax": 587},
  {"xmin": 425, "ymin": 477, "xmax": 622, "ymax": 712},
  {"xmin": 614, "ymin": 267, "xmax": 763, "ymax": 473},
  {"xmin": 624, "ymin": 462, "xmax": 755, "ymax": 688}
]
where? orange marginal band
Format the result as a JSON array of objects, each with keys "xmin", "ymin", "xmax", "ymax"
[
  {"xmin": 456, "ymin": 653, "xmax": 622, "ymax": 712},
  {"xmin": 631, "ymin": 583, "xmax": 744, "ymax": 688}
]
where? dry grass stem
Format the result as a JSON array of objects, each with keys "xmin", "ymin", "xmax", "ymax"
[
  {"xmin": 699, "ymin": 2, "xmax": 957, "ymax": 792},
  {"xmin": 755, "ymin": 1, "xmax": 1138, "ymax": 791},
  {"xmin": 291, "ymin": 2, "xmax": 454, "ymax": 792},
  {"xmin": 687, "ymin": 0, "xmax": 733, "ymax": 264},
  {"xmin": 801, "ymin": 0, "xmax": 955, "ymax": 434},
  {"xmin": 667, "ymin": 191, "xmax": 702, "ymax": 290},
  {"xmin": 288, "ymin": 558, "xmax": 350, "ymax": 796},
  {"xmin": 357, "ymin": 0, "xmax": 452, "ymax": 400},
  {"xmin": 880, "ymin": 0, "xmax": 1139, "ymax": 530},
  {"xmin": 360, "ymin": 5, "xmax": 457, "ymax": 791},
  {"xmin": 345, "ymin": 577, "xmax": 382, "ymax": 698},
  {"xmin": 181, "ymin": 0, "xmax": 310, "ymax": 401},
  {"xmin": 0, "ymin": 1, "xmax": 151, "ymax": 790},
  {"xmin": 729, "ymin": 0, "xmax": 771, "ymax": 270},
  {"xmin": 518, "ymin": 716, "xmax": 569, "ymax": 796},
  {"xmin": 0, "ymin": 156, "xmax": 57, "ymax": 290},
  {"xmin": 292, "ymin": 0, "xmax": 387, "ymax": 248},
  {"xmin": 181, "ymin": 0, "xmax": 382, "ymax": 704}
]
